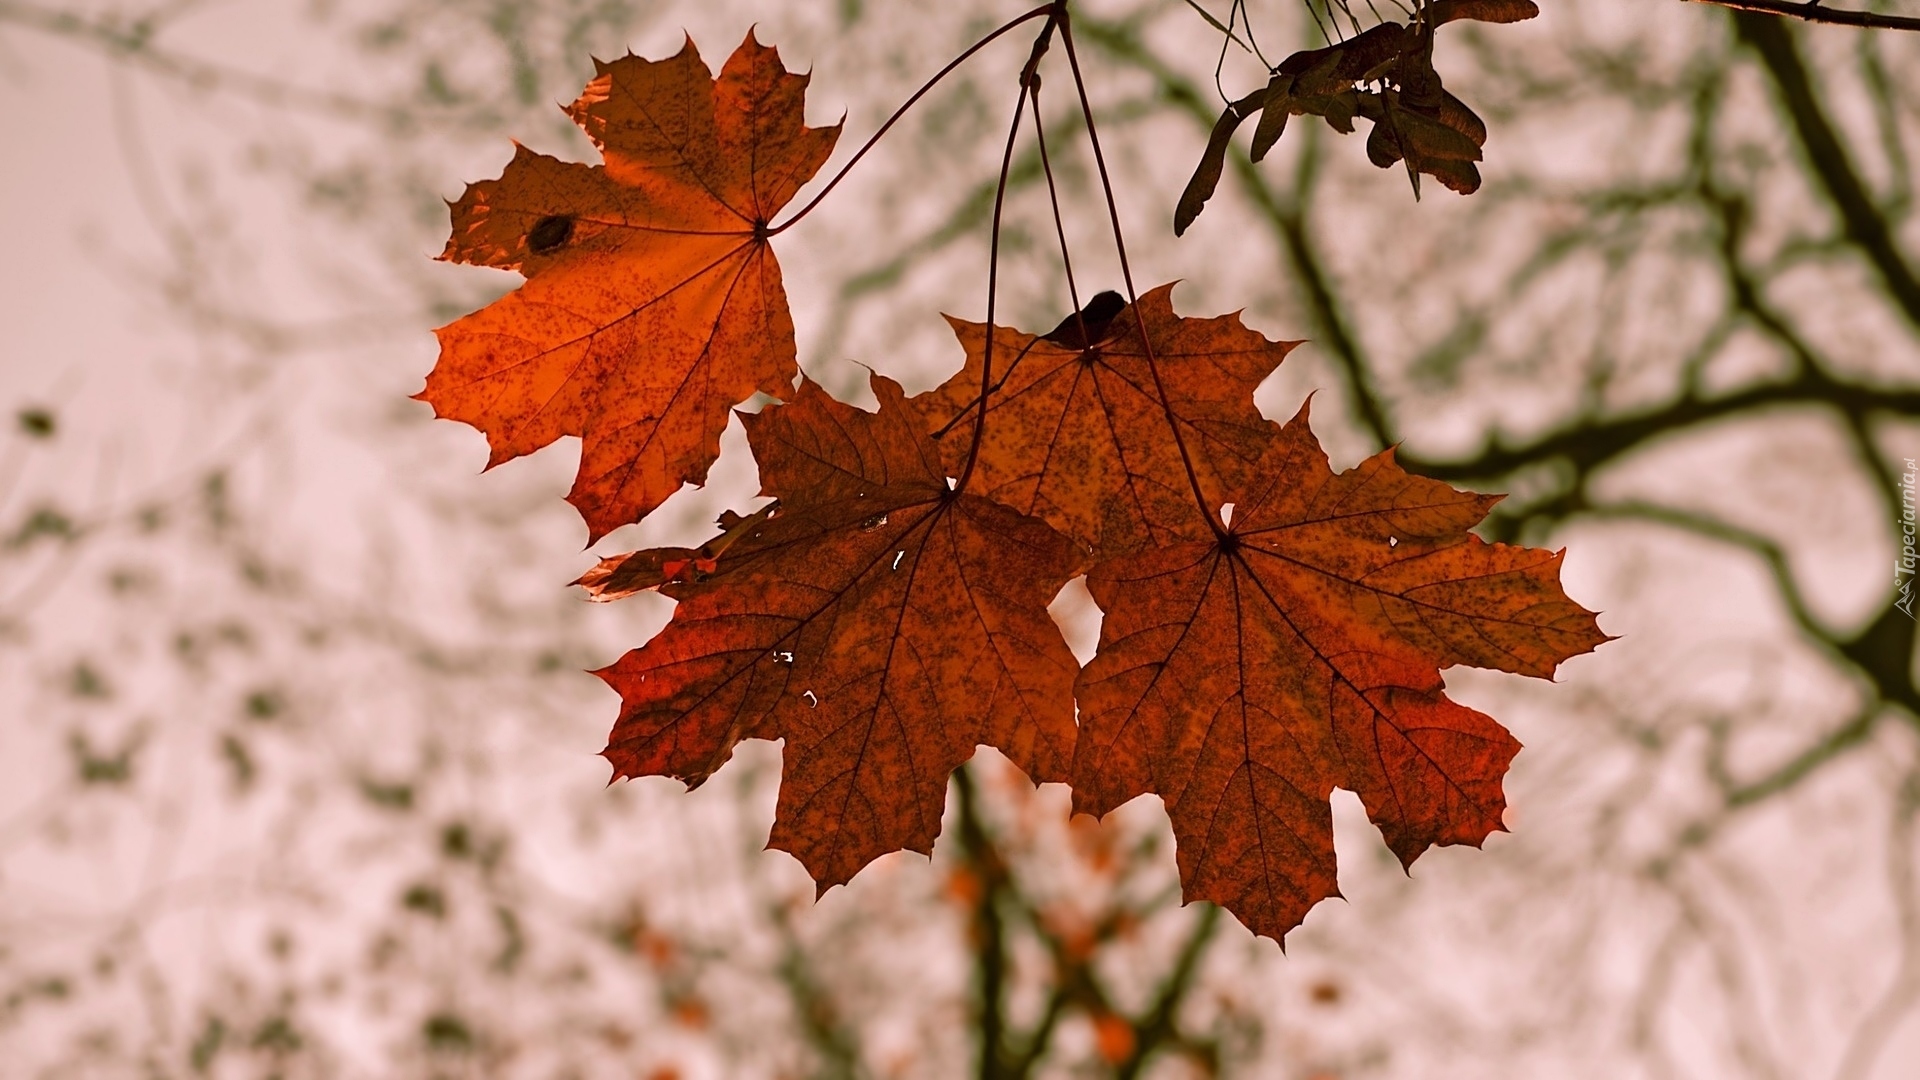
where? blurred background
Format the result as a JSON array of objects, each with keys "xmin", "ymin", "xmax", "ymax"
[{"xmin": 2, "ymin": 1, "xmax": 1918, "ymax": 1076}]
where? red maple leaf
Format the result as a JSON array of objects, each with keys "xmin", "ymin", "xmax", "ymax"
[
  {"xmin": 417, "ymin": 33, "xmax": 839, "ymax": 541},
  {"xmin": 593, "ymin": 377, "xmax": 1084, "ymax": 890},
  {"xmin": 1070, "ymin": 401, "xmax": 1608, "ymax": 940}
]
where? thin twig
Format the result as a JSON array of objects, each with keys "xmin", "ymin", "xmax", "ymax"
[
  {"xmin": 1830, "ymin": 769, "xmax": 1920, "ymax": 1080},
  {"xmin": 1686, "ymin": 0, "xmax": 1920, "ymax": 32}
]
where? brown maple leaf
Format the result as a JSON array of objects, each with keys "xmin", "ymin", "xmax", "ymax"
[
  {"xmin": 1071, "ymin": 401, "xmax": 1606, "ymax": 942},
  {"xmin": 595, "ymin": 377, "xmax": 1083, "ymax": 891},
  {"xmin": 417, "ymin": 33, "xmax": 840, "ymax": 541},
  {"xmin": 910, "ymin": 284, "xmax": 1297, "ymax": 560}
]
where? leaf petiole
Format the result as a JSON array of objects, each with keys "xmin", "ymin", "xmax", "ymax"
[
  {"xmin": 767, "ymin": 3, "xmax": 1057, "ymax": 236},
  {"xmin": 1057, "ymin": 12, "xmax": 1221, "ymax": 537},
  {"xmin": 956, "ymin": 10, "xmax": 1061, "ymax": 494}
]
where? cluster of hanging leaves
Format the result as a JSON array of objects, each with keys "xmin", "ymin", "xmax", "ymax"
[
  {"xmin": 1176, "ymin": 0, "xmax": 1540, "ymax": 234},
  {"xmin": 417, "ymin": 25, "xmax": 1605, "ymax": 944}
]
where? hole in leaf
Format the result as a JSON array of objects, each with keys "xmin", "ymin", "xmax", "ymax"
[
  {"xmin": 1047, "ymin": 575, "xmax": 1103, "ymax": 667},
  {"xmin": 1220, "ymin": 502, "xmax": 1235, "ymax": 527},
  {"xmin": 802, "ymin": 690, "xmax": 818, "ymax": 708},
  {"xmin": 527, "ymin": 214, "xmax": 574, "ymax": 254},
  {"xmin": 1388, "ymin": 536, "xmax": 1399, "ymax": 548}
]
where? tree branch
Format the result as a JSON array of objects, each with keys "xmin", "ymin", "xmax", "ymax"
[
  {"xmin": 1398, "ymin": 370, "xmax": 1920, "ymax": 484},
  {"xmin": 1587, "ymin": 501, "xmax": 1828, "ymax": 643},
  {"xmin": 1686, "ymin": 1, "xmax": 1920, "ymax": 33},
  {"xmin": 1113, "ymin": 903, "xmax": 1222, "ymax": 1080},
  {"xmin": 0, "ymin": 1, "xmax": 399, "ymax": 121},
  {"xmin": 1734, "ymin": 13, "xmax": 1920, "ymax": 328},
  {"xmin": 1722, "ymin": 708, "xmax": 1879, "ymax": 808},
  {"xmin": 953, "ymin": 765, "xmax": 1014, "ymax": 1080}
]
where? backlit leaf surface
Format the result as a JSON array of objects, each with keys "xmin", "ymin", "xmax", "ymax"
[
  {"xmin": 418, "ymin": 33, "xmax": 839, "ymax": 540},
  {"xmin": 910, "ymin": 284, "xmax": 1297, "ymax": 560},
  {"xmin": 419, "ymin": 26, "xmax": 1609, "ymax": 947},
  {"xmin": 596, "ymin": 378, "xmax": 1083, "ymax": 890},
  {"xmin": 1071, "ymin": 402, "xmax": 1608, "ymax": 940}
]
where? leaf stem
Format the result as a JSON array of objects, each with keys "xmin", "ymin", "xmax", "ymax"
[
  {"xmin": 957, "ymin": 13, "xmax": 1059, "ymax": 495},
  {"xmin": 1056, "ymin": 12, "xmax": 1221, "ymax": 536},
  {"xmin": 768, "ymin": 4, "xmax": 1057, "ymax": 235},
  {"xmin": 1182, "ymin": 0, "xmax": 1251, "ymax": 52},
  {"xmin": 1028, "ymin": 78, "xmax": 1087, "ymax": 343}
]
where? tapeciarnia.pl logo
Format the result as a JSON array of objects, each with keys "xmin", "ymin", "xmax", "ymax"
[{"xmin": 1900, "ymin": 458, "xmax": 1916, "ymax": 619}]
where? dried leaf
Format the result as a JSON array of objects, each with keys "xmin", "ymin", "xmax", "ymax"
[
  {"xmin": 1422, "ymin": 157, "xmax": 1484, "ymax": 196},
  {"xmin": 1366, "ymin": 96, "xmax": 1486, "ymax": 196},
  {"xmin": 1285, "ymin": 87, "xmax": 1360, "ymax": 135},
  {"xmin": 1367, "ymin": 118, "xmax": 1402, "ymax": 170},
  {"xmin": 1438, "ymin": 90, "xmax": 1490, "ymax": 147},
  {"xmin": 1175, "ymin": 104, "xmax": 1251, "ymax": 236},
  {"xmin": 1390, "ymin": 105, "xmax": 1486, "ymax": 162},
  {"xmin": 1330, "ymin": 22, "xmax": 1411, "ymax": 82},
  {"xmin": 1249, "ymin": 73, "xmax": 1294, "ymax": 163},
  {"xmin": 1427, "ymin": 0, "xmax": 1542, "ymax": 26},
  {"xmin": 1217, "ymin": 3, "xmax": 1528, "ymax": 202}
]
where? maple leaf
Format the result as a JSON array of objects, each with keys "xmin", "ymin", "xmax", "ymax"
[
  {"xmin": 417, "ymin": 33, "xmax": 840, "ymax": 541},
  {"xmin": 1070, "ymin": 401, "xmax": 1606, "ymax": 942},
  {"xmin": 414, "ymin": 20, "xmax": 1611, "ymax": 953},
  {"xmin": 594, "ymin": 377, "xmax": 1083, "ymax": 891},
  {"xmin": 910, "ymin": 284, "xmax": 1297, "ymax": 560}
]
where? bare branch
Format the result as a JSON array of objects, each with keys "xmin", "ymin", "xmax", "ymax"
[
  {"xmin": 0, "ymin": 0, "xmax": 399, "ymax": 120},
  {"xmin": 1685, "ymin": 0, "xmax": 1920, "ymax": 32}
]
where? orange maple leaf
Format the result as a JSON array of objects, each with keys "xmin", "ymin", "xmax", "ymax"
[
  {"xmin": 1071, "ymin": 401, "xmax": 1607, "ymax": 941},
  {"xmin": 910, "ymin": 284, "xmax": 1297, "ymax": 560},
  {"xmin": 418, "ymin": 33, "xmax": 840, "ymax": 541},
  {"xmin": 594, "ymin": 377, "xmax": 1083, "ymax": 891}
]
